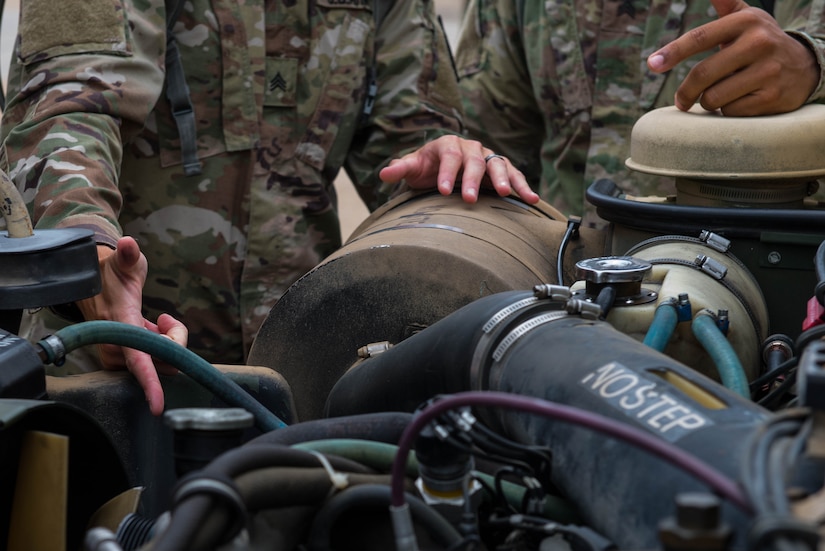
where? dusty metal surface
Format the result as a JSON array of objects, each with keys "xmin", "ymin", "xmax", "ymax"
[{"xmin": 248, "ymin": 190, "xmax": 606, "ymax": 421}]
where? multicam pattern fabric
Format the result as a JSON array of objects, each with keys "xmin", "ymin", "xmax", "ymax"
[
  {"xmin": 455, "ymin": 0, "xmax": 825, "ymax": 228},
  {"xmin": 1, "ymin": 0, "xmax": 462, "ymax": 366}
]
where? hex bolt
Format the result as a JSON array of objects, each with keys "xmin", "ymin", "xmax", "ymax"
[
  {"xmin": 658, "ymin": 492, "xmax": 732, "ymax": 551},
  {"xmin": 675, "ymin": 492, "xmax": 721, "ymax": 530}
]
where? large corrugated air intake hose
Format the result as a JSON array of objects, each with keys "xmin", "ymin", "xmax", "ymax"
[{"xmin": 324, "ymin": 289, "xmax": 771, "ymax": 549}]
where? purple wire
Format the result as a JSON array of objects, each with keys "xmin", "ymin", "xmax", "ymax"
[{"xmin": 390, "ymin": 391, "xmax": 752, "ymax": 514}]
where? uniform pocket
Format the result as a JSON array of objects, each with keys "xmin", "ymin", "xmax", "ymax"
[
  {"xmin": 264, "ymin": 9, "xmax": 372, "ymax": 171},
  {"xmin": 293, "ymin": 11, "xmax": 370, "ymax": 171}
]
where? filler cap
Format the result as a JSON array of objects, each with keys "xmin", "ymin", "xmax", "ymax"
[{"xmin": 575, "ymin": 256, "xmax": 652, "ymax": 284}]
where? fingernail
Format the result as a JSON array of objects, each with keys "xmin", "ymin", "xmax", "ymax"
[
  {"xmin": 466, "ymin": 188, "xmax": 477, "ymax": 198},
  {"xmin": 648, "ymin": 53, "xmax": 665, "ymax": 70}
]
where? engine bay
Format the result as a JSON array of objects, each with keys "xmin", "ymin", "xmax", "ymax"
[{"xmin": 2, "ymin": 105, "xmax": 825, "ymax": 551}]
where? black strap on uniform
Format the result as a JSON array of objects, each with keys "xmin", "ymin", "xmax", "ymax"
[
  {"xmin": 373, "ymin": 0, "xmax": 394, "ymax": 27},
  {"xmin": 164, "ymin": 0, "xmax": 202, "ymax": 175}
]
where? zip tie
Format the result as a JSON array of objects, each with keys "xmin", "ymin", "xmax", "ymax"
[{"xmin": 307, "ymin": 450, "xmax": 349, "ymax": 491}]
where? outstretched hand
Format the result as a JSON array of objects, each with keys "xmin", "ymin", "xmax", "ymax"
[
  {"xmin": 379, "ymin": 135, "xmax": 540, "ymax": 204},
  {"xmin": 77, "ymin": 236, "xmax": 188, "ymax": 416},
  {"xmin": 647, "ymin": 0, "xmax": 819, "ymax": 115}
]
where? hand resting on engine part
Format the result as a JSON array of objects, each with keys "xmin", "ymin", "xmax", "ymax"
[
  {"xmin": 379, "ymin": 135, "xmax": 541, "ymax": 205},
  {"xmin": 76, "ymin": 236, "xmax": 188, "ymax": 416},
  {"xmin": 647, "ymin": 0, "xmax": 820, "ymax": 116}
]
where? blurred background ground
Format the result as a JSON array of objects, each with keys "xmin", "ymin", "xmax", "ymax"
[{"xmin": 0, "ymin": 0, "xmax": 467, "ymax": 241}]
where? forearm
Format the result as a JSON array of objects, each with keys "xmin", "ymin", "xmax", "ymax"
[
  {"xmin": 785, "ymin": 32, "xmax": 825, "ymax": 102},
  {"xmin": 2, "ymin": 113, "xmax": 125, "ymax": 246},
  {"xmin": 0, "ymin": 0, "xmax": 167, "ymax": 243},
  {"xmin": 776, "ymin": 0, "xmax": 825, "ymax": 101}
]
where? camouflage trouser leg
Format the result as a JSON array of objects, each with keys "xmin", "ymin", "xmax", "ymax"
[{"xmin": 18, "ymin": 308, "xmax": 103, "ymax": 375}]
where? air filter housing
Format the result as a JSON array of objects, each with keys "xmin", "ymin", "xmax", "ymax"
[{"xmin": 625, "ymin": 104, "xmax": 825, "ymax": 208}]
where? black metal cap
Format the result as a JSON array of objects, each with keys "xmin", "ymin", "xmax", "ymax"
[{"xmin": 0, "ymin": 228, "xmax": 101, "ymax": 309}]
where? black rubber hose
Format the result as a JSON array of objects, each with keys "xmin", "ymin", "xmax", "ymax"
[
  {"xmin": 204, "ymin": 443, "xmax": 373, "ymax": 478},
  {"xmin": 324, "ymin": 291, "xmax": 540, "ymax": 417},
  {"xmin": 150, "ymin": 496, "xmax": 220, "ymax": 551},
  {"xmin": 586, "ymin": 179, "xmax": 825, "ymax": 236},
  {"xmin": 749, "ymin": 356, "xmax": 797, "ymax": 394},
  {"xmin": 247, "ymin": 412, "xmax": 413, "ymax": 446},
  {"xmin": 324, "ymin": 290, "xmax": 768, "ymax": 549},
  {"xmin": 172, "ymin": 471, "xmax": 398, "ymax": 551},
  {"xmin": 305, "ymin": 484, "xmax": 462, "ymax": 551},
  {"xmin": 556, "ymin": 216, "xmax": 581, "ymax": 286},
  {"xmin": 814, "ymin": 239, "xmax": 825, "ymax": 306},
  {"xmin": 236, "ymin": 468, "xmax": 392, "ymax": 511},
  {"xmin": 594, "ymin": 285, "xmax": 617, "ymax": 319},
  {"xmin": 151, "ymin": 444, "xmax": 375, "ymax": 551}
]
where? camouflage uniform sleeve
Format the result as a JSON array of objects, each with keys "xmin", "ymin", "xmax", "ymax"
[
  {"xmin": 0, "ymin": 0, "xmax": 167, "ymax": 246},
  {"xmin": 776, "ymin": 0, "xmax": 825, "ymax": 102},
  {"xmin": 343, "ymin": 0, "xmax": 464, "ymax": 211},
  {"xmin": 453, "ymin": 0, "xmax": 544, "ymax": 186}
]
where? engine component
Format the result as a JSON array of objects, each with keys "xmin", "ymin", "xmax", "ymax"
[
  {"xmin": 658, "ymin": 492, "xmax": 732, "ymax": 551},
  {"xmin": 590, "ymin": 105, "xmax": 825, "ymax": 343},
  {"xmin": 573, "ymin": 255, "xmax": 657, "ymax": 312},
  {"xmin": 0, "ymin": 227, "xmax": 100, "ymax": 310},
  {"xmin": 0, "ymin": 400, "xmax": 129, "ymax": 551},
  {"xmin": 414, "ymin": 418, "xmax": 482, "ymax": 531},
  {"xmin": 165, "ymin": 408, "xmax": 255, "ymax": 477},
  {"xmin": 0, "ymin": 328, "xmax": 45, "ymax": 400},
  {"xmin": 6, "ymin": 103, "xmax": 825, "ymax": 551},
  {"xmin": 47, "ymin": 364, "xmax": 296, "ymax": 517},
  {"xmin": 574, "ymin": 234, "xmax": 770, "ymax": 383},
  {"xmin": 248, "ymin": 189, "xmax": 606, "ymax": 421},
  {"xmin": 625, "ymin": 104, "xmax": 825, "ymax": 208},
  {"xmin": 0, "ymin": 168, "xmax": 100, "ymax": 311},
  {"xmin": 37, "ymin": 320, "xmax": 289, "ymax": 432},
  {"xmin": 324, "ymin": 289, "xmax": 772, "ymax": 549}
]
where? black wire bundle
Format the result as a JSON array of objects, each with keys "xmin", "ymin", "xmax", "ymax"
[
  {"xmin": 419, "ymin": 405, "xmax": 577, "ymax": 551},
  {"xmin": 753, "ymin": 323, "xmax": 825, "ymax": 410},
  {"xmin": 435, "ymin": 407, "xmax": 554, "ymax": 498},
  {"xmin": 741, "ymin": 411, "xmax": 820, "ymax": 551}
]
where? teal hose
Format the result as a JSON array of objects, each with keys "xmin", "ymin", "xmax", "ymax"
[
  {"xmin": 37, "ymin": 320, "xmax": 287, "ymax": 431},
  {"xmin": 691, "ymin": 313, "xmax": 750, "ymax": 399},
  {"xmin": 643, "ymin": 301, "xmax": 678, "ymax": 352},
  {"xmin": 293, "ymin": 438, "xmax": 580, "ymax": 523}
]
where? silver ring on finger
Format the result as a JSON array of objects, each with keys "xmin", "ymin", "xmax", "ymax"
[{"xmin": 484, "ymin": 153, "xmax": 505, "ymax": 163}]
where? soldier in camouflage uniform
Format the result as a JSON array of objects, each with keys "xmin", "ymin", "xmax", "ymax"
[
  {"xmin": 0, "ymin": 0, "xmax": 539, "ymax": 415},
  {"xmin": 455, "ymin": 0, "xmax": 825, "ymax": 227}
]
